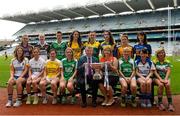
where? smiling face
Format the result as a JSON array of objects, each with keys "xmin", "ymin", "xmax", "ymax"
[
  {"xmin": 157, "ymin": 50, "xmax": 165, "ymax": 61},
  {"xmin": 39, "ymin": 34, "xmax": 45, "ymax": 44},
  {"xmin": 88, "ymin": 32, "xmax": 96, "ymax": 43},
  {"xmin": 138, "ymin": 34, "xmax": 145, "ymax": 43},
  {"xmin": 33, "ymin": 48, "xmax": 40, "ymax": 59},
  {"xmin": 50, "ymin": 50, "xmax": 56, "ymax": 60},
  {"xmin": 85, "ymin": 47, "xmax": 93, "ymax": 57},
  {"xmin": 17, "ymin": 48, "xmax": 23, "ymax": 57},
  {"xmin": 56, "ymin": 32, "xmax": 62, "ymax": 43},
  {"xmin": 22, "ymin": 35, "xmax": 29, "ymax": 44},
  {"xmin": 140, "ymin": 51, "xmax": 148, "ymax": 61},
  {"xmin": 123, "ymin": 48, "xmax": 131, "ymax": 59},
  {"xmin": 103, "ymin": 47, "xmax": 111, "ymax": 57},
  {"xmin": 121, "ymin": 36, "xmax": 128, "ymax": 46},
  {"xmin": 73, "ymin": 31, "xmax": 79, "ymax": 41},
  {"xmin": 65, "ymin": 48, "xmax": 73, "ymax": 60},
  {"xmin": 104, "ymin": 31, "xmax": 110, "ymax": 42}
]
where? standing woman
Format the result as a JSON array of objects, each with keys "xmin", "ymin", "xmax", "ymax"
[
  {"xmin": 117, "ymin": 33, "xmax": 134, "ymax": 59},
  {"xmin": 60, "ymin": 47, "xmax": 77, "ymax": 104},
  {"xmin": 18, "ymin": 35, "xmax": 33, "ymax": 60},
  {"xmin": 99, "ymin": 45, "xmax": 119, "ymax": 106},
  {"xmin": 84, "ymin": 31, "xmax": 100, "ymax": 59},
  {"xmin": 134, "ymin": 32, "xmax": 152, "ymax": 60},
  {"xmin": 154, "ymin": 48, "xmax": 175, "ymax": 111},
  {"xmin": 6, "ymin": 46, "xmax": 29, "ymax": 107},
  {"xmin": 26, "ymin": 47, "xmax": 45, "ymax": 105},
  {"xmin": 100, "ymin": 30, "xmax": 116, "ymax": 57},
  {"xmin": 35, "ymin": 34, "xmax": 50, "ymax": 61},
  {"xmin": 51, "ymin": 31, "xmax": 67, "ymax": 60},
  {"xmin": 68, "ymin": 31, "xmax": 83, "ymax": 60}
]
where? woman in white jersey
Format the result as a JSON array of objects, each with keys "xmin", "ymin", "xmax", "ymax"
[
  {"xmin": 6, "ymin": 46, "xmax": 29, "ymax": 107},
  {"xmin": 26, "ymin": 47, "xmax": 45, "ymax": 105}
]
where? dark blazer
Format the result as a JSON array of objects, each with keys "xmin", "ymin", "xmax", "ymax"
[{"xmin": 77, "ymin": 55, "xmax": 99, "ymax": 79}]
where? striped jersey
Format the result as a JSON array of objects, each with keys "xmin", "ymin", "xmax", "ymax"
[
  {"xmin": 29, "ymin": 57, "xmax": 45, "ymax": 77},
  {"xmin": 45, "ymin": 59, "xmax": 62, "ymax": 78},
  {"xmin": 11, "ymin": 58, "xmax": 29, "ymax": 77}
]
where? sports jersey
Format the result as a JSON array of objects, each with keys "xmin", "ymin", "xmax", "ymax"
[
  {"xmin": 100, "ymin": 41, "xmax": 117, "ymax": 57},
  {"xmin": 68, "ymin": 41, "xmax": 82, "ymax": 60},
  {"xmin": 51, "ymin": 41, "xmax": 67, "ymax": 60},
  {"xmin": 84, "ymin": 41, "xmax": 100, "ymax": 59},
  {"xmin": 100, "ymin": 56, "xmax": 118, "ymax": 76},
  {"xmin": 45, "ymin": 59, "xmax": 62, "ymax": 78},
  {"xmin": 133, "ymin": 44, "xmax": 152, "ymax": 60},
  {"xmin": 29, "ymin": 57, "xmax": 45, "ymax": 77},
  {"xmin": 62, "ymin": 58, "xmax": 77, "ymax": 81},
  {"xmin": 117, "ymin": 45, "xmax": 133, "ymax": 58},
  {"xmin": 100, "ymin": 41, "xmax": 115, "ymax": 50},
  {"xmin": 154, "ymin": 59, "xmax": 171, "ymax": 79},
  {"xmin": 18, "ymin": 44, "xmax": 33, "ymax": 60},
  {"xmin": 11, "ymin": 58, "xmax": 29, "ymax": 77},
  {"xmin": 119, "ymin": 57, "xmax": 135, "ymax": 77},
  {"xmin": 135, "ymin": 58, "xmax": 155, "ymax": 77},
  {"xmin": 35, "ymin": 42, "xmax": 50, "ymax": 61}
]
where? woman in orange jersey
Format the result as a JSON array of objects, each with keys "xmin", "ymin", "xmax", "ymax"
[{"xmin": 99, "ymin": 45, "xmax": 119, "ymax": 106}]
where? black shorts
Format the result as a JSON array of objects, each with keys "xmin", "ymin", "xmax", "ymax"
[{"xmin": 100, "ymin": 75, "xmax": 119, "ymax": 87}]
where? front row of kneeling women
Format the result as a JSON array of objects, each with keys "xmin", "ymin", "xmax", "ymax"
[{"xmin": 5, "ymin": 46, "xmax": 175, "ymax": 112}]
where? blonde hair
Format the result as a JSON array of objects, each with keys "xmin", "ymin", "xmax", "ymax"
[{"xmin": 102, "ymin": 45, "xmax": 112, "ymax": 57}]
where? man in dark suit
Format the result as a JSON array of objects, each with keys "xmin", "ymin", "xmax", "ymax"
[{"xmin": 77, "ymin": 46, "xmax": 100, "ymax": 108}]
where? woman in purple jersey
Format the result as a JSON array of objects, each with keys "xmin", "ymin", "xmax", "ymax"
[{"xmin": 18, "ymin": 35, "xmax": 33, "ymax": 60}]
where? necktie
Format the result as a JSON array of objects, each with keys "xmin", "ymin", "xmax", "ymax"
[{"xmin": 88, "ymin": 57, "xmax": 92, "ymax": 77}]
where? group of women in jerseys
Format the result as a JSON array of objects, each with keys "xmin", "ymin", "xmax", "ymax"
[{"xmin": 5, "ymin": 30, "xmax": 175, "ymax": 112}]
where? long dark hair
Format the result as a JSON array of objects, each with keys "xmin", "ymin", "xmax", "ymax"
[
  {"xmin": 104, "ymin": 30, "xmax": 114, "ymax": 45},
  {"xmin": 14, "ymin": 46, "xmax": 25, "ymax": 62},
  {"xmin": 69, "ymin": 31, "xmax": 82, "ymax": 48},
  {"xmin": 137, "ymin": 32, "xmax": 147, "ymax": 44}
]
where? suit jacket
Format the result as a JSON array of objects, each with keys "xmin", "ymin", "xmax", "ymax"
[{"xmin": 77, "ymin": 55, "xmax": 99, "ymax": 79}]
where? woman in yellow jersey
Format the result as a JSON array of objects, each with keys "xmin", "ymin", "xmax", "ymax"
[
  {"xmin": 100, "ymin": 30, "xmax": 117, "ymax": 57},
  {"xmin": 68, "ymin": 31, "xmax": 83, "ymax": 60},
  {"xmin": 40, "ymin": 49, "xmax": 61, "ymax": 105},
  {"xmin": 84, "ymin": 31, "xmax": 100, "ymax": 59},
  {"xmin": 117, "ymin": 33, "xmax": 134, "ymax": 59}
]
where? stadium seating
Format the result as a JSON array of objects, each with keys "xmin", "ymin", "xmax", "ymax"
[{"xmin": 14, "ymin": 9, "xmax": 180, "ymax": 36}]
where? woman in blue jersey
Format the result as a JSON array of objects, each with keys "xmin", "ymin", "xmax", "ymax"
[
  {"xmin": 134, "ymin": 32, "xmax": 152, "ymax": 60},
  {"xmin": 60, "ymin": 47, "xmax": 77, "ymax": 104},
  {"xmin": 6, "ymin": 46, "xmax": 29, "ymax": 107},
  {"xmin": 154, "ymin": 48, "xmax": 175, "ymax": 111},
  {"xmin": 135, "ymin": 48, "xmax": 155, "ymax": 108}
]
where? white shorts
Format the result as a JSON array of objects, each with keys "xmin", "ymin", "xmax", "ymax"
[
  {"xmin": 46, "ymin": 77, "xmax": 53, "ymax": 83},
  {"xmin": 119, "ymin": 76, "xmax": 136, "ymax": 81}
]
